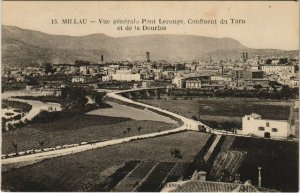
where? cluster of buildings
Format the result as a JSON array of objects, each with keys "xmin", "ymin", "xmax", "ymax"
[
  {"xmin": 2, "ymin": 51, "xmax": 299, "ymax": 91},
  {"xmin": 172, "ymin": 52, "xmax": 298, "ymax": 90}
]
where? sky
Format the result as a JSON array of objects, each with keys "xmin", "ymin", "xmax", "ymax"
[{"xmin": 2, "ymin": 1, "xmax": 299, "ymax": 50}]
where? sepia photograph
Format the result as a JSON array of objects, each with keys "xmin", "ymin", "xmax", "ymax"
[{"xmin": 1, "ymin": 1, "xmax": 299, "ymax": 192}]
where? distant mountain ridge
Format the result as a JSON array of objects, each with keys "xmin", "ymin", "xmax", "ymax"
[{"xmin": 2, "ymin": 25, "xmax": 298, "ymax": 67}]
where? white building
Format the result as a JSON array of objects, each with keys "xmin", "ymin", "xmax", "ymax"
[
  {"xmin": 102, "ymin": 75, "xmax": 112, "ymax": 82},
  {"xmin": 186, "ymin": 79, "xmax": 201, "ymax": 89},
  {"xmin": 210, "ymin": 75, "xmax": 232, "ymax": 82},
  {"xmin": 239, "ymin": 113, "xmax": 293, "ymax": 139},
  {"xmin": 79, "ymin": 66, "xmax": 89, "ymax": 74},
  {"xmin": 260, "ymin": 65, "xmax": 294, "ymax": 75},
  {"xmin": 71, "ymin": 76, "xmax": 97, "ymax": 83},
  {"xmin": 172, "ymin": 76, "xmax": 186, "ymax": 88},
  {"xmin": 111, "ymin": 71, "xmax": 141, "ymax": 81}
]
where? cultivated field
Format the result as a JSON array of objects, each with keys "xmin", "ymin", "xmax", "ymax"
[
  {"xmin": 139, "ymin": 98, "xmax": 292, "ymax": 128},
  {"xmin": 207, "ymin": 135, "xmax": 299, "ymax": 192},
  {"xmin": 231, "ymin": 137, "xmax": 298, "ymax": 192},
  {"xmin": 2, "ymin": 114, "xmax": 177, "ymax": 154},
  {"xmin": 2, "ymin": 131, "xmax": 210, "ymax": 191},
  {"xmin": 209, "ymin": 150, "xmax": 246, "ymax": 181},
  {"xmin": 110, "ymin": 161, "xmax": 189, "ymax": 192}
]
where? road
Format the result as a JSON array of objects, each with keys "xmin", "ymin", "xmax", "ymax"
[{"xmin": 2, "ymin": 88, "xmax": 209, "ymax": 165}]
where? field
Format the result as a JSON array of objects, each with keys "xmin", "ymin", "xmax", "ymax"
[
  {"xmin": 87, "ymin": 102, "xmax": 177, "ymax": 124},
  {"xmin": 231, "ymin": 137, "xmax": 298, "ymax": 192},
  {"xmin": 2, "ymin": 100, "xmax": 32, "ymax": 112},
  {"xmin": 2, "ymin": 131, "xmax": 211, "ymax": 191},
  {"xmin": 2, "ymin": 114, "xmax": 177, "ymax": 154},
  {"xmin": 139, "ymin": 98, "xmax": 292, "ymax": 128},
  {"xmin": 12, "ymin": 95, "xmax": 61, "ymax": 103},
  {"xmin": 207, "ymin": 136, "xmax": 298, "ymax": 192},
  {"xmin": 209, "ymin": 151, "xmax": 246, "ymax": 181},
  {"xmin": 110, "ymin": 161, "xmax": 188, "ymax": 192}
]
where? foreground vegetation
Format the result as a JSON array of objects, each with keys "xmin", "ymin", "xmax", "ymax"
[
  {"xmin": 2, "ymin": 100, "xmax": 32, "ymax": 113},
  {"xmin": 232, "ymin": 137, "xmax": 298, "ymax": 192},
  {"xmin": 2, "ymin": 131, "xmax": 210, "ymax": 191},
  {"xmin": 206, "ymin": 136, "xmax": 298, "ymax": 192}
]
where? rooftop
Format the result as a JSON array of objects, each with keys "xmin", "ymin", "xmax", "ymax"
[
  {"xmin": 248, "ymin": 113, "xmax": 262, "ymax": 119},
  {"xmin": 162, "ymin": 180, "xmax": 277, "ymax": 192}
]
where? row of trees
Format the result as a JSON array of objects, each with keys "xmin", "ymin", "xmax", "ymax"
[
  {"xmin": 214, "ymin": 85, "xmax": 298, "ymax": 100},
  {"xmin": 123, "ymin": 127, "xmax": 142, "ymax": 135},
  {"xmin": 10, "ymin": 140, "xmax": 45, "ymax": 156},
  {"xmin": 166, "ymin": 85, "xmax": 298, "ymax": 100}
]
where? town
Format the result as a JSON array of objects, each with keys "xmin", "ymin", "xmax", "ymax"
[
  {"xmin": 2, "ymin": 51, "xmax": 298, "ymax": 99},
  {"xmin": 1, "ymin": 29, "xmax": 299, "ymax": 193}
]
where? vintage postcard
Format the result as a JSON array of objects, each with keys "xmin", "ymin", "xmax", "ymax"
[{"xmin": 1, "ymin": 1, "xmax": 299, "ymax": 192}]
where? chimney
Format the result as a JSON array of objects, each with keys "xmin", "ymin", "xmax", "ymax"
[
  {"xmin": 191, "ymin": 171, "xmax": 206, "ymax": 181},
  {"xmin": 199, "ymin": 171, "xmax": 207, "ymax": 181},
  {"xmin": 258, "ymin": 167, "xmax": 262, "ymax": 187}
]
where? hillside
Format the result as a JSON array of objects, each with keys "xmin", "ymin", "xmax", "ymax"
[{"xmin": 2, "ymin": 25, "xmax": 298, "ymax": 66}]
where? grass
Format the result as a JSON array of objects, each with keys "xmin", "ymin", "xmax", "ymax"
[
  {"xmin": 12, "ymin": 96, "xmax": 61, "ymax": 103},
  {"xmin": 139, "ymin": 98, "xmax": 292, "ymax": 127},
  {"xmin": 87, "ymin": 102, "xmax": 177, "ymax": 124},
  {"xmin": 2, "ymin": 100, "xmax": 32, "ymax": 113},
  {"xmin": 138, "ymin": 162, "xmax": 176, "ymax": 192},
  {"xmin": 2, "ymin": 131, "xmax": 210, "ymax": 191},
  {"xmin": 2, "ymin": 114, "xmax": 177, "ymax": 154}
]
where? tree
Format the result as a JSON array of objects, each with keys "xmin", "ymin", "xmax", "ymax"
[
  {"xmin": 39, "ymin": 141, "xmax": 45, "ymax": 151},
  {"xmin": 12, "ymin": 141, "xmax": 18, "ymax": 155},
  {"xmin": 137, "ymin": 127, "xmax": 142, "ymax": 134},
  {"xmin": 127, "ymin": 127, "xmax": 131, "ymax": 133},
  {"xmin": 26, "ymin": 76, "xmax": 39, "ymax": 86},
  {"xmin": 44, "ymin": 63, "xmax": 54, "ymax": 74},
  {"xmin": 2, "ymin": 118, "xmax": 7, "ymax": 132},
  {"xmin": 61, "ymin": 86, "xmax": 88, "ymax": 110},
  {"xmin": 254, "ymin": 84, "xmax": 263, "ymax": 91},
  {"xmin": 94, "ymin": 92, "xmax": 106, "ymax": 107},
  {"xmin": 171, "ymin": 147, "xmax": 183, "ymax": 159},
  {"xmin": 7, "ymin": 123, "xmax": 14, "ymax": 131},
  {"xmin": 191, "ymin": 115, "xmax": 198, "ymax": 120},
  {"xmin": 280, "ymin": 85, "xmax": 292, "ymax": 99}
]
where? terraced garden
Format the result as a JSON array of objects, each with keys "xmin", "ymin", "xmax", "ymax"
[
  {"xmin": 100, "ymin": 161, "xmax": 189, "ymax": 192},
  {"xmin": 138, "ymin": 162, "xmax": 176, "ymax": 192},
  {"xmin": 209, "ymin": 151, "xmax": 246, "ymax": 181},
  {"xmin": 113, "ymin": 161, "xmax": 157, "ymax": 191}
]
